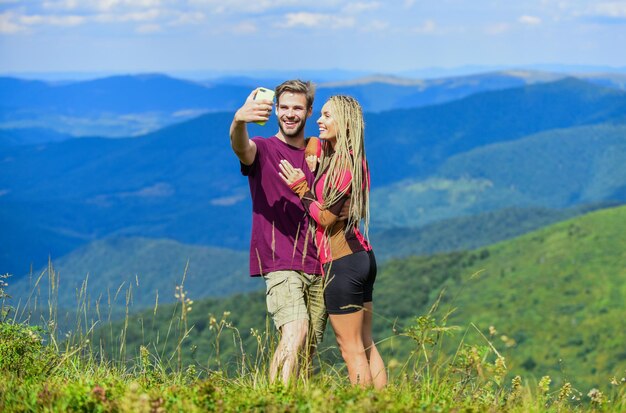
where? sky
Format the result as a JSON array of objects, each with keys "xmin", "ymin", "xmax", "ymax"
[{"xmin": 1, "ymin": 0, "xmax": 625, "ymax": 76}]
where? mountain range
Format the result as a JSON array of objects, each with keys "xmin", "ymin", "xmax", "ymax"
[
  {"xmin": 2, "ymin": 76, "xmax": 626, "ymax": 282},
  {"xmin": 2, "ymin": 70, "xmax": 625, "ymax": 138}
]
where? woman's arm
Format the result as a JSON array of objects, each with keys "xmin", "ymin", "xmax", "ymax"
[{"xmin": 278, "ymin": 159, "xmax": 348, "ymax": 228}]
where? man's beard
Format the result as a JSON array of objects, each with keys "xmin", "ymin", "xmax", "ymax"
[{"xmin": 278, "ymin": 118, "xmax": 306, "ymax": 138}]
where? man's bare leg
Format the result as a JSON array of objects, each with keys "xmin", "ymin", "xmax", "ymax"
[{"xmin": 269, "ymin": 319, "xmax": 309, "ymax": 385}]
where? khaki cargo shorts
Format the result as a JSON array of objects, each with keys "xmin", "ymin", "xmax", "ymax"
[{"xmin": 263, "ymin": 270, "xmax": 327, "ymax": 345}]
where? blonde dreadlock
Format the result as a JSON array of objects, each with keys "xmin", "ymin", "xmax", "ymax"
[{"xmin": 314, "ymin": 95, "xmax": 370, "ymax": 238}]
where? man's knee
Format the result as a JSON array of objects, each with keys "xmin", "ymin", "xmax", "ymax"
[{"xmin": 280, "ymin": 319, "xmax": 309, "ymax": 348}]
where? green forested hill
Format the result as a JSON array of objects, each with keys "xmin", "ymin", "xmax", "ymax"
[
  {"xmin": 371, "ymin": 203, "xmax": 616, "ymax": 260},
  {"xmin": 13, "ymin": 203, "xmax": 612, "ymax": 314},
  {"xmin": 372, "ymin": 124, "xmax": 626, "ymax": 228},
  {"xmin": 437, "ymin": 204, "xmax": 626, "ymax": 389},
  {"xmin": 10, "ymin": 237, "xmax": 253, "ymax": 316},
  {"xmin": 92, "ymin": 205, "xmax": 626, "ymax": 390}
]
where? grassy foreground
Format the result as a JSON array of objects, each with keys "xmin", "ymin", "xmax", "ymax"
[{"xmin": 2, "ymin": 273, "xmax": 625, "ymax": 412}]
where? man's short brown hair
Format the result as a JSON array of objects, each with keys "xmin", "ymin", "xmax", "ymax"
[{"xmin": 275, "ymin": 80, "xmax": 315, "ymax": 109}]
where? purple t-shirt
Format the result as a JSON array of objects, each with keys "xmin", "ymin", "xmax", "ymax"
[{"xmin": 241, "ymin": 136, "xmax": 321, "ymax": 277}]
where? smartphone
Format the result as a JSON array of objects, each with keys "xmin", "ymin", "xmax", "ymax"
[{"xmin": 253, "ymin": 87, "xmax": 275, "ymax": 126}]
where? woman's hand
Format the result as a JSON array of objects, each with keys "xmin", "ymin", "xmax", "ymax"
[
  {"xmin": 305, "ymin": 154, "xmax": 318, "ymax": 172},
  {"xmin": 278, "ymin": 159, "xmax": 305, "ymax": 187}
]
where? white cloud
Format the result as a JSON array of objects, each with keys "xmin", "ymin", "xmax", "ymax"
[
  {"xmin": 590, "ymin": 2, "xmax": 626, "ymax": 18},
  {"xmin": 403, "ymin": 0, "xmax": 416, "ymax": 9},
  {"xmin": 93, "ymin": 0, "xmax": 163, "ymax": 11},
  {"xmin": 168, "ymin": 11, "xmax": 205, "ymax": 26},
  {"xmin": 232, "ymin": 21, "xmax": 257, "ymax": 34},
  {"xmin": 0, "ymin": 11, "xmax": 25, "ymax": 33},
  {"xmin": 95, "ymin": 9, "xmax": 161, "ymax": 23},
  {"xmin": 411, "ymin": 19, "xmax": 436, "ymax": 34},
  {"xmin": 187, "ymin": 0, "xmax": 311, "ymax": 14},
  {"xmin": 43, "ymin": 0, "xmax": 80, "ymax": 10},
  {"xmin": 485, "ymin": 22, "xmax": 510, "ymax": 35},
  {"xmin": 279, "ymin": 12, "xmax": 355, "ymax": 29},
  {"xmin": 19, "ymin": 13, "xmax": 86, "ymax": 27},
  {"xmin": 519, "ymin": 15, "xmax": 542, "ymax": 25},
  {"xmin": 343, "ymin": 2, "xmax": 381, "ymax": 14},
  {"xmin": 136, "ymin": 23, "xmax": 161, "ymax": 33},
  {"xmin": 364, "ymin": 19, "xmax": 389, "ymax": 31}
]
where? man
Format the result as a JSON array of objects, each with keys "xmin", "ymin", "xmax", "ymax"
[{"xmin": 229, "ymin": 80, "xmax": 325, "ymax": 384}]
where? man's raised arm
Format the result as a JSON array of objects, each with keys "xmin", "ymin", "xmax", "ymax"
[{"xmin": 230, "ymin": 88, "xmax": 273, "ymax": 165}]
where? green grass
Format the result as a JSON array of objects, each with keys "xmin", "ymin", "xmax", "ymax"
[
  {"xmin": 85, "ymin": 205, "xmax": 626, "ymax": 393},
  {"xmin": 3, "ymin": 205, "xmax": 626, "ymax": 411},
  {"xmin": 2, "ymin": 280, "xmax": 625, "ymax": 412}
]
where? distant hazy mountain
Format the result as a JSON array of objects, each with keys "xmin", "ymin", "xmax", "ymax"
[
  {"xmin": 314, "ymin": 70, "xmax": 564, "ymax": 112},
  {"xmin": 367, "ymin": 78, "xmax": 626, "ymax": 184},
  {"xmin": 399, "ymin": 64, "xmax": 626, "ymax": 78},
  {"xmin": 0, "ymin": 127, "xmax": 73, "ymax": 147},
  {"xmin": 2, "ymin": 79, "xmax": 626, "ymax": 278},
  {"xmin": 0, "ymin": 75, "xmax": 252, "ymax": 137},
  {"xmin": 3, "ymin": 70, "xmax": 625, "ymax": 139},
  {"xmin": 0, "ymin": 74, "xmax": 250, "ymax": 113}
]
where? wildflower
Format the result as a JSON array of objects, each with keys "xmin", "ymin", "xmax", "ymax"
[
  {"xmin": 92, "ymin": 386, "xmax": 107, "ymax": 403},
  {"xmin": 558, "ymin": 382, "xmax": 572, "ymax": 402},
  {"xmin": 27, "ymin": 329, "xmax": 40, "ymax": 342},
  {"xmin": 538, "ymin": 376, "xmax": 551, "ymax": 395},
  {"xmin": 129, "ymin": 382, "xmax": 140, "ymax": 393},
  {"xmin": 495, "ymin": 356, "xmax": 507, "ymax": 376},
  {"xmin": 511, "ymin": 375, "xmax": 522, "ymax": 391},
  {"xmin": 489, "ymin": 325, "xmax": 497, "ymax": 336},
  {"xmin": 588, "ymin": 388, "xmax": 604, "ymax": 405},
  {"xmin": 499, "ymin": 334, "xmax": 516, "ymax": 347}
]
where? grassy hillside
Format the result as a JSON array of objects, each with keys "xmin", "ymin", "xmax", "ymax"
[
  {"xmin": 439, "ymin": 205, "xmax": 626, "ymax": 389},
  {"xmin": 89, "ymin": 205, "xmax": 626, "ymax": 391}
]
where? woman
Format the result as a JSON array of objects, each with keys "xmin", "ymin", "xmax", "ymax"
[{"xmin": 278, "ymin": 95, "xmax": 386, "ymax": 388}]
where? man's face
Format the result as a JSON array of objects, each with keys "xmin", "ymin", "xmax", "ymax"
[{"xmin": 276, "ymin": 92, "xmax": 311, "ymax": 138}]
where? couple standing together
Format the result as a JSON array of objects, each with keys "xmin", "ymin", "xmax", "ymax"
[{"xmin": 229, "ymin": 80, "xmax": 386, "ymax": 388}]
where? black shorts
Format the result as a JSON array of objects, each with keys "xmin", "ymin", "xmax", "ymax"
[{"xmin": 323, "ymin": 250, "xmax": 377, "ymax": 315}]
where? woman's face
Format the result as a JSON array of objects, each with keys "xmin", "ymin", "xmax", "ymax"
[{"xmin": 317, "ymin": 101, "xmax": 337, "ymax": 144}]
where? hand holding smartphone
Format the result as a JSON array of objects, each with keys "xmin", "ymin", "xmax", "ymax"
[{"xmin": 253, "ymin": 87, "xmax": 275, "ymax": 126}]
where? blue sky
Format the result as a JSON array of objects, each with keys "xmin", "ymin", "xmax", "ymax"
[{"xmin": 1, "ymin": 0, "xmax": 625, "ymax": 75}]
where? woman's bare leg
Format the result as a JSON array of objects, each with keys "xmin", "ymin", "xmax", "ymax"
[
  {"xmin": 362, "ymin": 302, "xmax": 387, "ymax": 389},
  {"xmin": 329, "ymin": 310, "xmax": 373, "ymax": 387}
]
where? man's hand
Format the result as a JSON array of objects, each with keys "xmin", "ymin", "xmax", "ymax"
[
  {"xmin": 234, "ymin": 88, "xmax": 274, "ymax": 124},
  {"xmin": 230, "ymin": 88, "xmax": 272, "ymax": 165},
  {"xmin": 278, "ymin": 159, "xmax": 305, "ymax": 187}
]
